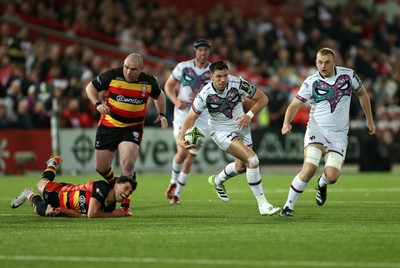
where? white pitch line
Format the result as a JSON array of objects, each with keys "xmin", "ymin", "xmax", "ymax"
[
  {"xmin": 0, "ymin": 213, "xmax": 36, "ymax": 217},
  {"xmin": 0, "ymin": 255, "xmax": 399, "ymax": 268},
  {"xmin": 228, "ymin": 188, "xmax": 400, "ymax": 194}
]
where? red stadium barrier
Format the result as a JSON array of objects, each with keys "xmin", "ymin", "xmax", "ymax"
[{"xmin": 0, "ymin": 130, "xmax": 52, "ymax": 175}]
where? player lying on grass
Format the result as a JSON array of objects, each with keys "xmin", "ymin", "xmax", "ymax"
[{"xmin": 10, "ymin": 156, "xmax": 137, "ymax": 218}]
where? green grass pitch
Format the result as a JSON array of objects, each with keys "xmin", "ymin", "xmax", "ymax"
[{"xmin": 0, "ymin": 167, "xmax": 399, "ymax": 268}]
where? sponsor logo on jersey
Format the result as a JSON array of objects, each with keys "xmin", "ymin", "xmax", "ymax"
[
  {"xmin": 79, "ymin": 195, "xmax": 87, "ymax": 213},
  {"xmin": 116, "ymin": 95, "xmax": 145, "ymax": 105}
]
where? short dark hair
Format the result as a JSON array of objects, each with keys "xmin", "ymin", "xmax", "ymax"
[
  {"xmin": 194, "ymin": 39, "xmax": 211, "ymax": 49},
  {"xmin": 116, "ymin": 175, "xmax": 137, "ymax": 192},
  {"xmin": 210, "ymin": 60, "xmax": 229, "ymax": 73}
]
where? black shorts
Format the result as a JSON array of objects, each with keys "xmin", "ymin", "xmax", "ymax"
[
  {"xmin": 43, "ymin": 181, "xmax": 69, "ymax": 208},
  {"xmin": 95, "ymin": 125, "xmax": 143, "ymax": 151}
]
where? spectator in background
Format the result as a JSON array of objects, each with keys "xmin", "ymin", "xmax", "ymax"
[
  {"xmin": 7, "ymin": 26, "xmax": 32, "ymax": 64},
  {"xmin": 118, "ymin": 23, "xmax": 145, "ymax": 53},
  {"xmin": 1, "ymin": 0, "xmax": 400, "ymax": 148},
  {"xmin": 62, "ymin": 76, "xmax": 81, "ymax": 100},
  {"xmin": 392, "ymin": 85, "xmax": 400, "ymax": 106},
  {"xmin": 38, "ymin": 42, "xmax": 63, "ymax": 82},
  {"xmin": 354, "ymin": 45, "xmax": 377, "ymax": 82},
  {"xmin": 305, "ymin": 0, "xmax": 333, "ymax": 32},
  {"xmin": 0, "ymin": 100, "xmax": 12, "ymax": 128},
  {"xmin": 25, "ymin": 38, "xmax": 47, "ymax": 75},
  {"xmin": 265, "ymin": 76, "xmax": 290, "ymax": 127},
  {"xmin": 78, "ymin": 85, "xmax": 100, "ymax": 127},
  {"xmin": 60, "ymin": 98, "xmax": 93, "ymax": 128},
  {"xmin": 0, "ymin": 47, "xmax": 14, "ymax": 97},
  {"xmin": 303, "ymin": 27, "xmax": 323, "ymax": 65},
  {"xmin": 31, "ymin": 100, "xmax": 51, "ymax": 128},
  {"xmin": 6, "ymin": 64, "xmax": 31, "ymax": 96},
  {"xmin": 15, "ymin": 98, "xmax": 32, "ymax": 129},
  {"xmin": 61, "ymin": 44, "xmax": 81, "ymax": 79},
  {"xmin": 81, "ymin": 53, "xmax": 104, "ymax": 81},
  {"xmin": 4, "ymin": 79, "xmax": 24, "ymax": 122}
]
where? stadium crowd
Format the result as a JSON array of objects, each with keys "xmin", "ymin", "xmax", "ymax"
[{"xmin": 0, "ymin": 0, "xmax": 399, "ymax": 154}]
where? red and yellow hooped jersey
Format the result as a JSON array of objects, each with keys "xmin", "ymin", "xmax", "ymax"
[
  {"xmin": 58, "ymin": 181, "xmax": 113, "ymax": 214},
  {"xmin": 92, "ymin": 67, "xmax": 162, "ymax": 128}
]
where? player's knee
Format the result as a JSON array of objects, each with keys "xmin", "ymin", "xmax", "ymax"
[
  {"xmin": 328, "ymin": 176, "xmax": 338, "ymax": 184},
  {"xmin": 120, "ymin": 161, "xmax": 134, "ymax": 173},
  {"xmin": 35, "ymin": 181, "xmax": 41, "ymax": 192},
  {"xmin": 324, "ymin": 152, "xmax": 343, "ymax": 171},
  {"xmin": 325, "ymin": 173, "xmax": 339, "ymax": 184},
  {"xmin": 305, "ymin": 146, "xmax": 322, "ymax": 167},
  {"xmin": 36, "ymin": 178, "xmax": 48, "ymax": 194},
  {"xmin": 247, "ymin": 155, "xmax": 259, "ymax": 168},
  {"xmin": 324, "ymin": 168, "xmax": 341, "ymax": 184}
]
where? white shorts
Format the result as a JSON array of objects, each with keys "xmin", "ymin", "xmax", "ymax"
[
  {"xmin": 304, "ymin": 123, "xmax": 348, "ymax": 159},
  {"xmin": 211, "ymin": 128, "xmax": 252, "ymax": 151}
]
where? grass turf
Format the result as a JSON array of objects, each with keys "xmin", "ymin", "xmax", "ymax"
[{"xmin": 0, "ymin": 169, "xmax": 399, "ymax": 268}]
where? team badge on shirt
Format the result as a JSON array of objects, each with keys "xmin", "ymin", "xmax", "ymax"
[
  {"xmin": 206, "ymin": 88, "xmax": 240, "ymax": 119},
  {"xmin": 312, "ymin": 75, "xmax": 352, "ymax": 113},
  {"xmin": 141, "ymin": 86, "xmax": 147, "ymax": 97}
]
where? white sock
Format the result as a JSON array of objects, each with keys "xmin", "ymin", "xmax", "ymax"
[
  {"xmin": 215, "ymin": 162, "xmax": 238, "ymax": 185},
  {"xmin": 319, "ymin": 173, "xmax": 328, "ymax": 187},
  {"xmin": 284, "ymin": 174, "xmax": 307, "ymax": 210},
  {"xmin": 174, "ymin": 172, "xmax": 190, "ymax": 197},
  {"xmin": 246, "ymin": 167, "xmax": 269, "ymax": 205},
  {"xmin": 170, "ymin": 158, "xmax": 182, "ymax": 184},
  {"xmin": 25, "ymin": 189, "xmax": 34, "ymax": 200}
]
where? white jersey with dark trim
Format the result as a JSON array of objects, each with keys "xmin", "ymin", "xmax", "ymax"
[
  {"xmin": 172, "ymin": 59, "xmax": 210, "ymax": 127},
  {"xmin": 296, "ymin": 66, "xmax": 362, "ymax": 132},
  {"xmin": 192, "ymin": 75, "xmax": 257, "ymax": 133}
]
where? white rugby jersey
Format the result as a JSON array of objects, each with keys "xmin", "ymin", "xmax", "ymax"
[
  {"xmin": 192, "ymin": 75, "xmax": 257, "ymax": 133},
  {"xmin": 172, "ymin": 59, "xmax": 211, "ymax": 126},
  {"xmin": 296, "ymin": 66, "xmax": 362, "ymax": 132}
]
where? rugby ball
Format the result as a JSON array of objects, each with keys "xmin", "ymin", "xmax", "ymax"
[{"xmin": 184, "ymin": 126, "xmax": 205, "ymax": 146}]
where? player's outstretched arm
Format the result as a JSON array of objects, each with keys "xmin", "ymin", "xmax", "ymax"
[
  {"xmin": 237, "ymin": 89, "xmax": 268, "ymax": 129},
  {"xmin": 355, "ymin": 85, "xmax": 376, "ymax": 135},
  {"xmin": 59, "ymin": 208, "xmax": 86, "ymax": 218},
  {"xmin": 87, "ymin": 198, "xmax": 130, "ymax": 218},
  {"xmin": 282, "ymin": 98, "xmax": 303, "ymax": 135},
  {"xmin": 164, "ymin": 75, "xmax": 186, "ymax": 109},
  {"xmin": 153, "ymin": 91, "xmax": 168, "ymax": 129}
]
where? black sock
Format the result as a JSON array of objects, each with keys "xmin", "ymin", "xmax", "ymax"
[
  {"xmin": 32, "ymin": 195, "xmax": 48, "ymax": 217},
  {"xmin": 41, "ymin": 170, "xmax": 56, "ymax": 182}
]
